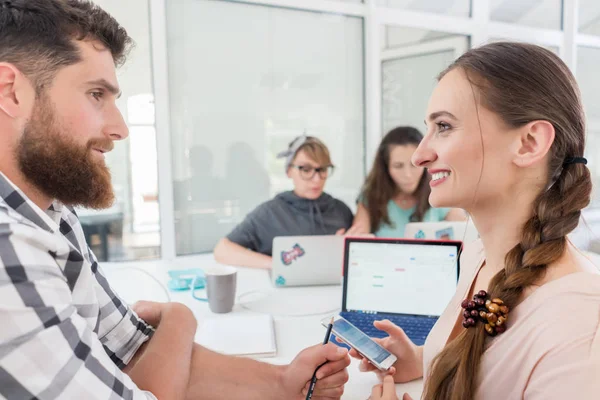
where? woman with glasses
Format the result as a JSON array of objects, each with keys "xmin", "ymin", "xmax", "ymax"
[
  {"xmin": 214, "ymin": 135, "xmax": 353, "ymax": 269},
  {"xmin": 347, "ymin": 126, "xmax": 465, "ymax": 238}
]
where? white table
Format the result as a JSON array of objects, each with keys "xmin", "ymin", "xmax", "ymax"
[{"xmin": 104, "ymin": 255, "xmax": 424, "ymax": 400}]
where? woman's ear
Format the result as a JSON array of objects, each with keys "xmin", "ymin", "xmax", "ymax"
[{"xmin": 511, "ymin": 120, "xmax": 555, "ymax": 168}]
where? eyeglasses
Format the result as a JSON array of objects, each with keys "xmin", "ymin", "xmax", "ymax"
[{"xmin": 289, "ymin": 164, "xmax": 335, "ymax": 181}]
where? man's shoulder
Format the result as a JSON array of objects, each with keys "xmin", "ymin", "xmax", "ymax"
[{"xmin": 0, "ymin": 201, "xmax": 71, "ymax": 259}]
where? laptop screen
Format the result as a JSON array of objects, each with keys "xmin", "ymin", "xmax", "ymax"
[{"xmin": 343, "ymin": 238, "xmax": 460, "ymax": 317}]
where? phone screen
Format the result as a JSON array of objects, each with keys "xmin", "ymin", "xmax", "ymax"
[{"xmin": 332, "ymin": 318, "xmax": 392, "ymax": 365}]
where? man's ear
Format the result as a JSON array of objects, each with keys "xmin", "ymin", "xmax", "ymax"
[
  {"xmin": 0, "ymin": 63, "xmax": 33, "ymax": 119},
  {"xmin": 511, "ymin": 120, "xmax": 555, "ymax": 168}
]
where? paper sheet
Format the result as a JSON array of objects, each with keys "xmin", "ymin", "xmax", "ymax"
[{"xmin": 195, "ymin": 314, "xmax": 277, "ymax": 357}]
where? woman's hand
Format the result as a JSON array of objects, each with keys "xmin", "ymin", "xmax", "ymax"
[
  {"xmin": 369, "ymin": 375, "xmax": 398, "ymax": 400},
  {"xmin": 368, "ymin": 376, "xmax": 414, "ymax": 400},
  {"xmin": 336, "ymin": 227, "xmax": 375, "ymax": 237},
  {"xmin": 346, "ymin": 320, "xmax": 423, "ymax": 383},
  {"xmin": 344, "ymin": 224, "xmax": 366, "ymax": 236}
]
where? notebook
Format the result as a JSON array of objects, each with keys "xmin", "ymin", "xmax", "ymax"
[{"xmin": 195, "ymin": 314, "xmax": 277, "ymax": 358}]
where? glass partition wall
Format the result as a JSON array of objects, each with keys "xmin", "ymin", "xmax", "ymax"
[{"xmin": 84, "ymin": 0, "xmax": 600, "ymax": 264}]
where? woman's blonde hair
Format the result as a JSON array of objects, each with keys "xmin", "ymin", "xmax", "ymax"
[{"xmin": 291, "ymin": 136, "xmax": 332, "ymax": 167}]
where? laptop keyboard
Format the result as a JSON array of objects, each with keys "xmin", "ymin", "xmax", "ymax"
[{"xmin": 340, "ymin": 312, "xmax": 437, "ymax": 346}]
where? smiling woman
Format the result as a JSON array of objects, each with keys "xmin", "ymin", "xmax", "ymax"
[
  {"xmin": 415, "ymin": 41, "xmax": 600, "ymax": 400},
  {"xmin": 356, "ymin": 41, "xmax": 600, "ymax": 400}
]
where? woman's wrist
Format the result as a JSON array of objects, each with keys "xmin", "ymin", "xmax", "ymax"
[
  {"xmin": 264, "ymin": 255, "xmax": 273, "ymax": 269},
  {"xmin": 393, "ymin": 345, "xmax": 424, "ymax": 383},
  {"xmin": 414, "ymin": 345, "xmax": 424, "ymax": 378}
]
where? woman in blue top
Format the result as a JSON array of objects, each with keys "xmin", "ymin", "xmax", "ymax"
[{"xmin": 349, "ymin": 126, "xmax": 465, "ymax": 237}]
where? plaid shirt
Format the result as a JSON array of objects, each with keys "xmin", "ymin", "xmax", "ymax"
[{"xmin": 0, "ymin": 173, "xmax": 156, "ymax": 400}]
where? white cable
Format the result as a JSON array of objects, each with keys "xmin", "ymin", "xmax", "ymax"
[
  {"xmin": 113, "ymin": 266, "xmax": 172, "ymax": 302},
  {"xmin": 110, "ymin": 267, "xmax": 340, "ymax": 317}
]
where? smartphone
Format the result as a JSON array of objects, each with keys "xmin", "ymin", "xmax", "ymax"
[{"xmin": 321, "ymin": 315, "xmax": 397, "ymax": 371}]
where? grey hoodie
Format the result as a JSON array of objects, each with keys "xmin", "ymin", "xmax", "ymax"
[{"xmin": 226, "ymin": 191, "xmax": 353, "ymax": 256}]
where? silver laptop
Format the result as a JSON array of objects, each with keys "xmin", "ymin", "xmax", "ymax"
[
  {"xmin": 271, "ymin": 235, "xmax": 344, "ymax": 287},
  {"xmin": 404, "ymin": 221, "xmax": 479, "ymax": 243}
]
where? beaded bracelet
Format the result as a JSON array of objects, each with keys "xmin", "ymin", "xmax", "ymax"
[{"xmin": 461, "ymin": 290, "xmax": 509, "ymax": 337}]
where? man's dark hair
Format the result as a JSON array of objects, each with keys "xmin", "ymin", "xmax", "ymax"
[{"xmin": 0, "ymin": 0, "xmax": 132, "ymax": 92}]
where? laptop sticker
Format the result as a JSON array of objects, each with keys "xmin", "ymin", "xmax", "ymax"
[
  {"xmin": 435, "ymin": 227, "xmax": 454, "ymax": 240},
  {"xmin": 275, "ymin": 275, "xmax": 286, "ymax": 286},
  {"xmin": 281, "ymin": 244, "xmax": 306, "ymax": 266},
  {"xmin": 414, "ymin": 230, "xmax": 426, "ymax": 239}
]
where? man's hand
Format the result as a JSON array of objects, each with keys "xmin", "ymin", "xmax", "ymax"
[
  {"xmin": 132, "ymin": 300, "xmax": 166, "ymax": 326},
  {"xmin": 124, "ymin": 302, "xmax": 197, "ymax": 399},
  {"xmin": 279, "ymin": 343, "xmax": 350, "ymax": 400},
  {"xmin": 125, "ymin": 301, "xmax": 197, "ymax": 377}
]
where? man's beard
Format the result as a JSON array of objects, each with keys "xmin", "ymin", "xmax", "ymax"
[{"xmin": 17, "ymin": 95, "xmax": 115, "ymax": 209}]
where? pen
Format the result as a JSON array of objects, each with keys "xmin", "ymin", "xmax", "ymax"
[{"xmin": 306, "ymin": 317, "xmax": 334, "ymax": 400}]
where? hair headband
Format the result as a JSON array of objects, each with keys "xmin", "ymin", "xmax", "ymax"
[{"xmin": 276, "ymin": 134, "xmax": 308, "ymax": 173}]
